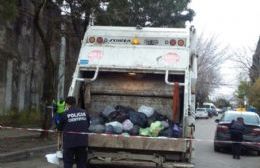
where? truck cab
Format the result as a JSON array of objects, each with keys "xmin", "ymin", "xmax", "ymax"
[{"xmin": 68, "ymin": 26, "xmax": 197, "ymax": 168}]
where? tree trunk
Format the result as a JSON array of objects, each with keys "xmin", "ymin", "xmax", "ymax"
[{"xmin": 32, "ymin": 0, "xmax": 57, "ymax": 138}]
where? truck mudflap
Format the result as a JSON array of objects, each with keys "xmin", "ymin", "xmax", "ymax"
[{"xmin": 89, "ymin": 159, "xmax": 194, "ymax": 168}]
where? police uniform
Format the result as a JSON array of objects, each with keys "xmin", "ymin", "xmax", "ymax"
[{"xmin": 58, "ymin": 107, "xmax": 90, "ymax": 168}]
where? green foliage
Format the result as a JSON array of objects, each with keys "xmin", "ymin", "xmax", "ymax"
[
  {"xmin": 214, "ymin": 98, "xmax": 231, "ymax": 108},
  {"xmin": 0, "ymin": 0, "xmax": 17, "ymax": 20},
  {"xmin": 0, "ymin": 109, "xmax": 42, "ymax": 127},
  {"xmin": 96, "ymin": 0, "xmax": 194, "ymax": 27},
  {"xmin": 235, "ymin": 80, "xmax": 250, "ymax": 99},
  {"xmin": 248, "ymin": 78, "xmax": 260, "ymax": 110}
]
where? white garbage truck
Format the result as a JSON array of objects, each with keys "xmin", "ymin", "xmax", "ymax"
[{"xmin": 68, "ymin": 25, "xmax": 197, "ymax": 168}]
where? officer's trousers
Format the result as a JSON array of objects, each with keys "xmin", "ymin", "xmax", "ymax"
[{"xmin": 63, "ymin": 146, "xmax": 87, "ymax": 168}]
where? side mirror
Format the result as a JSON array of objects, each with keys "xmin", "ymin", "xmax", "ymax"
[{"xmin": 215, "ymin": 119, "xmax": 220, "ymax": 123}]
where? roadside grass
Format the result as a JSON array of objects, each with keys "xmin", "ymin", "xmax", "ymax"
[{"xmin": 0, "ymin": 109, "xmax": 42, "ymax": 127}]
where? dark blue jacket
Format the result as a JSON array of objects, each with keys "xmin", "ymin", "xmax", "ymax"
[
  {"xmin": 230, "ymin": 121, "xmax": 245, "ymax": 142},
  {"xmin": 58, "ymin": 107, "xmax": 90, "ymax": 149}
]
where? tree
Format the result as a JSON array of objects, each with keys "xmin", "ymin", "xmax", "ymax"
[
  {"xmin": 195, "ymin": 34, "xmax": 227, "ymax": 105},
  {"xmin": 31, "ymin": 0, "xmax": 61, "ymax": 137},
  {"xmin": 0, "ymin": 0, "xmax": 17, "ymax": 20},
  {"xmin": 250, "ymin": 37, "xmax": 260, "ymax": 83},
  {"xmin": 234, "ymin": 80, "xmax": 250, "ymax": 107},
  {"xmin": 96, "ymin": 0, "xmax": 194, "ymax": 27},
  {"xmin": 214, "ymin": 97, "xmax": 231, "ymax": 108},
  {"xmin": 248, "ymin": 78, "xmax": 260, "ymax": 111},
  {"xmin": 231, "ymin": 47, "xmax": 253, "ymax": 76}
]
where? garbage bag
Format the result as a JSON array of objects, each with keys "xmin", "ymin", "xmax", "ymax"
[
  {"xmin": 105, "ymin": 125, "xmax": 114, "ymax": 134},
  {"xmin": 148, "ymin": 111, "xmax": 168, "ymax": 125},
  {"xmin": 129, "ymin": 111, "xmax": 148, "ymax": 128},
  {"xmin": 161, "ymin": 121, "xmax": 170, "ymax": 129},
  {"xmin": 90, "ymin": 117, "xmax": 105, "ymax": 125},
  {"xmin": 113, "ymin": 125, "xmax": 123, "ymax": 134},
  {"xmin": 159, "ymin": 128, "xmax": 173, "ymax": 137},
  {"xmin": 105, "ymin": 121, "xmax": 123, "ymax": 134},
  {"xmin": 129, "ymin": 125, "xmax": 140, "ymax": 135},
  {"xmin": 150, "ymin": 121, "xmax": 164, "ymax": 137},
  {"xmin": 171, "ymin": 123, "xmax": 182, "ymax": 138},
  {"xmin": 122, "ymin": 119, "xmax": 134, "ymax": 131},
  {"xmin": 102, "ymin": 106, "xmax": 116, "ymax": 117},
  {"xmin": 138, "ymin": 105, "xmax": 154, "ymax": 117},
  {"xmin": 89, "ymin": 124, "xmax": 105, "ymax": 133},
  {"xmin": 107, "ymin": 111, "xmax": 129, "ymax": 122},
  {"xmin": 139, "ymin": 128, "xmax": 151, "ymax": 136}
]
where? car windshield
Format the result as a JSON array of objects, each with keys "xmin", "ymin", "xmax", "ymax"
[
  {"xmin": 202, "ymin": 105, "xmax": 210, "ymax": 108},
  {"xmin": 196, "ymin": 108, "xmax": 206, "ymax": 112},
  {"xmin": 222, "ymin": 113, "xmax": 260, "ymax": 125}
]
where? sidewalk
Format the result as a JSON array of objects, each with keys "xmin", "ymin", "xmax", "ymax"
[
  {"xmin": 0, "ymin": 128, "xmax": 56, "ymax": 162},
  {"xmin": 0, "ymin": 129, "xmax": 40, "ymax": 139}
]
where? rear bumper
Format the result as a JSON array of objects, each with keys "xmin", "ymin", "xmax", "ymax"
[
  {"xmin": 90, "ymin": 159, "xmax": 194, "ymax": 168},
  {"xmin": 214, "ymin": 137, "xmax": 260, "ymax": 152}
]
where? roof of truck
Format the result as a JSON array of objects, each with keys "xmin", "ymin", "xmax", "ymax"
[{"xmin": 85, "ymin": 26, "xmax": 190, "ymax": 37}]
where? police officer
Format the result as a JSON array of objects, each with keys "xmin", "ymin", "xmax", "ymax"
[{"xmin": 58, "ymin": 96, "xmax": 90, "ymax": 168}]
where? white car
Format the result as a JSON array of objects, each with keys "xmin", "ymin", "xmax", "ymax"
[{"xmin": 195, "ymin": 108, "xmax": 209, "ymax": 119}]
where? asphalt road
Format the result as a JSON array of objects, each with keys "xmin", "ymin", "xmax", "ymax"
[
  {"xmin": 1, "ymin": 116, "xmax": 260, "ymax": 168},
  {"xmin": 194, "ymin": 116, "xmax": 260, "ymax": 168}
]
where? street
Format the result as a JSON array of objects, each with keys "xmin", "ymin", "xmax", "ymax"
[
  {"xmin": 194, "ymin": 117, "xmax": 260, "ymax": 168},
  {"xmin": 1, "ymin": 117, "xmax": 259, "ymax": 168}
]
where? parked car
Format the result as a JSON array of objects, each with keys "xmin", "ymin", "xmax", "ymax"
[
  {"xmin": 214, "ymin": 111, "xmax": 260, "ymax": 155},
  {"xmin": 216, "ymin": 108, "xmax": 224, "ymax": 114},
  {"xmin": 195, "ymin": 108, "xmax": 209, "ymax": 119},
  {"xmin": 203, "ymin": 102, "xmax": 218, "ymax": 116},
  {"xmin": 206, "ymin": 108, "xmax": 214, "ymax": 118}
]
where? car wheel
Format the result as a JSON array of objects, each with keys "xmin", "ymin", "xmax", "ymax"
[{"xmin": 214, "ymin": 145, "xmax": 221, "ymax": 152}]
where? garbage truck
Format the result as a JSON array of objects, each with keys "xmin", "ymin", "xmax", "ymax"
[{"xmin": 68, "ymin": 25, "xmax": 197, "ymax": 168}]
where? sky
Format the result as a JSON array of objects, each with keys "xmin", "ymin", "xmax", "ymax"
[{"xmin": 189, "ymin": 0, "xmax": 260, "ymax": 99}]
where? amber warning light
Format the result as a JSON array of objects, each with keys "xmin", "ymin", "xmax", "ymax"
[{"xmin": 131, "ymin": 37, "xmax": 140, "ymax": 45}]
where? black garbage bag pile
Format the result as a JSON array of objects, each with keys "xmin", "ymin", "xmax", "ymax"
[{"xmin": 88, "ymin": 105, "xmax": 182, "ymax": 138}]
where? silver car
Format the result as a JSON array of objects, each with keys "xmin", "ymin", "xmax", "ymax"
[{"xmin": 195, "ymin": 108, "xmax": 209, "ymax": 119}]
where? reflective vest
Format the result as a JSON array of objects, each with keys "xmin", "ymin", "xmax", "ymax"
[{"xmin": 56, "ymin": 101, "xmax": 65, "ymax": 114}]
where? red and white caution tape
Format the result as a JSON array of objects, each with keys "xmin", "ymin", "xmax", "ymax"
[{"xmin": 1, "ymin": 125, "xmax": 260, "ymax": 145}]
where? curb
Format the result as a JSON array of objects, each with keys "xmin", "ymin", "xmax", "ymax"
[{"xmin": 0, "ymin": 144, "xmax": 56, "ymax": 163}]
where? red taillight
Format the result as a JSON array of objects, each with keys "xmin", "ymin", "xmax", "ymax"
[
  {"xmin": 89, "ymin": 37, "xmax": 95, "ymax": 43},
  {"xmin": 252, "ymin": 128, "xmax": 260, "ymax": 135},
  {"xmin": 217, "ymin": 125, "xmax": 229, "ymax": 132},
  {"xmin": 170, "ymin": 39, "xmax": 177, "ymax": 46},
  {"xmin": 96, "ymin": 37, "xmax": 104, "ymax": 44},
  {"xmin": 178, "ymin": 39, "xmax": 185, "ymax": 46}
]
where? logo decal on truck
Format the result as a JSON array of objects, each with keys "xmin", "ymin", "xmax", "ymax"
[
  {"xmin": 156, "ymin": 52, "xmax": 180, "ymax": 64},
  {"xmin": 88, "ymin": 50, "xmax": 103, "ymax": 61}
]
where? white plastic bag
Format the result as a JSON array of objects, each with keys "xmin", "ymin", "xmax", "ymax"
[
  {"xmin": 45, "ymin": 153, "xmax": 59, "ymax": 165},
  {"xmin": 138, "ymin": 105, "xmax": 154, "ymax": 117},
  {"xmin": 122, "ymin": 119, "xmax": 134, "ymax": 131}
]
